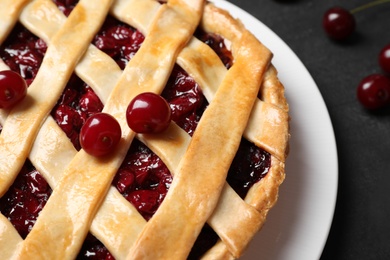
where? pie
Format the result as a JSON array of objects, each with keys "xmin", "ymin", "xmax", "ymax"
[{"xmin": 0, "ymin": 0, "xmax": 289, "ymax": 259}]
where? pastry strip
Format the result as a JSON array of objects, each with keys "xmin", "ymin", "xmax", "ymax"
[
  {"xmin": 0, "ymin": 0, "xmax": 112, "ymax": 196},
  {"xmin": 201, "ymin": 155, "xmax": 285, "ymax": 259},
  {"xmin": 127, "ymin": 29, "xmax": 271, "ymax": 259},
  {"xmin": 19, "ymin": 0, "xmax": 123, "ymax": 104},
  {"xmin": 0, "ymin": 0, "xmax": 30, "ymax": 44},
  {"xmin": 0, "ymin": 214, "xmax": 23, "ymax": 260},
  {"xmin": 110, "ymin": 0, "xmax": 160, "ymax": 35}
]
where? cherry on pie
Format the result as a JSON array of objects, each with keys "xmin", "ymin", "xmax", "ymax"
[{"xmin": 0, "ymin": 0, "xmax": 289, "ymax": 259}]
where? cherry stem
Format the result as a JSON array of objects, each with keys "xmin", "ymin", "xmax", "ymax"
[{"xmin": 350, "ymin": 0, "xmax": 390, "ymax": 14}]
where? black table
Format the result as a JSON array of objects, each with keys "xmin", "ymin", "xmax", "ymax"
[{"xmin": 227, "ymin": 0, "xmax": 390, "ymax": 259}]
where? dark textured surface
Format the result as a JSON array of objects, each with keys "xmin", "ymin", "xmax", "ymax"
[{"xmin": 227, "ymin": 0, "xmax": 390, "ymax": 259}]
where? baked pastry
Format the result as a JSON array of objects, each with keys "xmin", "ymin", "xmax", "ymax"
[{"xmin": 0, "ymin": 0, "xmax": 289, "ymax": 259}]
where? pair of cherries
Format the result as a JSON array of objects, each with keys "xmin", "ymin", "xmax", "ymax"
[
  {"xmin": 357, "ymin": 47, "xmax": 390, "ymax": 110},
  {"xmin": 0, "ymin": 70, "xmax": 171, "ymax": 156},
  {"xmin": 80, "ymin": 92, "xmax": 172, "ymax": 156},
  {"xmin": 322, "ymin": 2, "xmax": 390, "ymax": 110}
]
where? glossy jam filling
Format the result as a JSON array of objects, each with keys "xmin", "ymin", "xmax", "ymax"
[
  {"xmin": 0, "ymin": 160, "xmax": 51, "ymax": 239},
  {"xmin": 0, "ymin": 1, "xmax": 271, "ymax": 258},
  {"xmin": 195, "ymin": 28, "xmax": 233, "ymax": 69}
]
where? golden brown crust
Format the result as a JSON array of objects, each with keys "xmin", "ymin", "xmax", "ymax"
[
  {"xmin": 0, "ymin": 0, "xmax": 30, "ymax": 44},
  {"xmin": 128, "ymin": 16, "xmax": 272, "ymax": 258},
  {"xmin": 0, "ymin": 0, "xmax": 289, "ymax": 259},
  {"xmin": 198, "ymin": 3, "xmax": 289, "ymax": 258}
]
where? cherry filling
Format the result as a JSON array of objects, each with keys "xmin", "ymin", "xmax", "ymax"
[
  {"xmin": 93, "ymin": 16, "xmax": 145, "ymax": 70},
  {"xmin": 0, "ymin": 1, "xmax": 271, "ymax": 258},
  {"xmin": 0, "ymin": 160, "xmax": 52, "ymax": 239},
  {"xmin": 54, "ymin": 0, "xmax": 78, "ymax": 17},
  {"xmin": 52, "ymin": 77, "xmax": 104, "ymax": 150},
  {"xmin": 162, "ymin": 64, "xmax": 208, "ymax": 136},
  {"xmin": 195, "ymin": 29, "xmax": 233, "ymax": 69},
  {"xmin": 0, "ymin": 23, "xmax": 46, "ymax": 86}
]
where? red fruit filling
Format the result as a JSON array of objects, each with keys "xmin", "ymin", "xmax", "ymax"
[
  {"xmin": 54, "ymin": 0, "xmax": 78, "ymax": 17},
  {"xmin": 0, "ymin": 160, "xmax": 52, "ymax": 239},
  {"xmin": 195, "ymin": 28, "xmax": 233, "ymax": 69},
  {"xmin": 93, "ymin": 16, "xmax": 145, "ymax": 70},
  {"xmin": 52, "ymin": 76, "xmax": 104, "ymax": 150},
  {"xmin": 112, "ymin": 139, "xmax": 172, "ymax": 221},
  {"xmin": 0, "ymin": 23, "xmax": 47, "ymax": 86},
  {"xmin": 162, "ymin": 64, "xmax": 208, "ymax": 136},
  {"xmin": 78, "ymin": 233, "xmax": 115, "ymax": 260},
  {"xmin": 0, "ymin": 1, "xmax": 271, "ymax": 258}
]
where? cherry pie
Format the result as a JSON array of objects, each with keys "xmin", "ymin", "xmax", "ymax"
[{"xmin": 0, "ymin": 0, "xmax": 289, "ymax": 259}]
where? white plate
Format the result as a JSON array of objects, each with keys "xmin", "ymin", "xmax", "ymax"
[{"xmin": 212, "ymin": 1, "xmax": 339, "ymax": 259}]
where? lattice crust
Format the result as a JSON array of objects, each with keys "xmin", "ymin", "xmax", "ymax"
[{"xmin": 0, "ymin": 0, "xmax": 289, "ymax": 259}]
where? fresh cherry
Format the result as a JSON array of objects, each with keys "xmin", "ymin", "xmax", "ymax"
[
  {"xmin": 379, "ymin": 44, "xmax": 390, "ymax": 74},
  {"xmin": 0, "ymin": 70, "xmax": 28, "ymax": 109},
  {"xmin": 79, "ymin": 113, "xmax": 122, "ymax": 157},
  {"xmin": 357, "ymin": 74, "xmax": 390, "ymax": 109},
  {"xmin": 126, "ymin": 92, "xmax": 172, "ymax": 134},
  {"xmin": 323, "ymin": 7, "xmax": 356, "ymax": 40}
]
